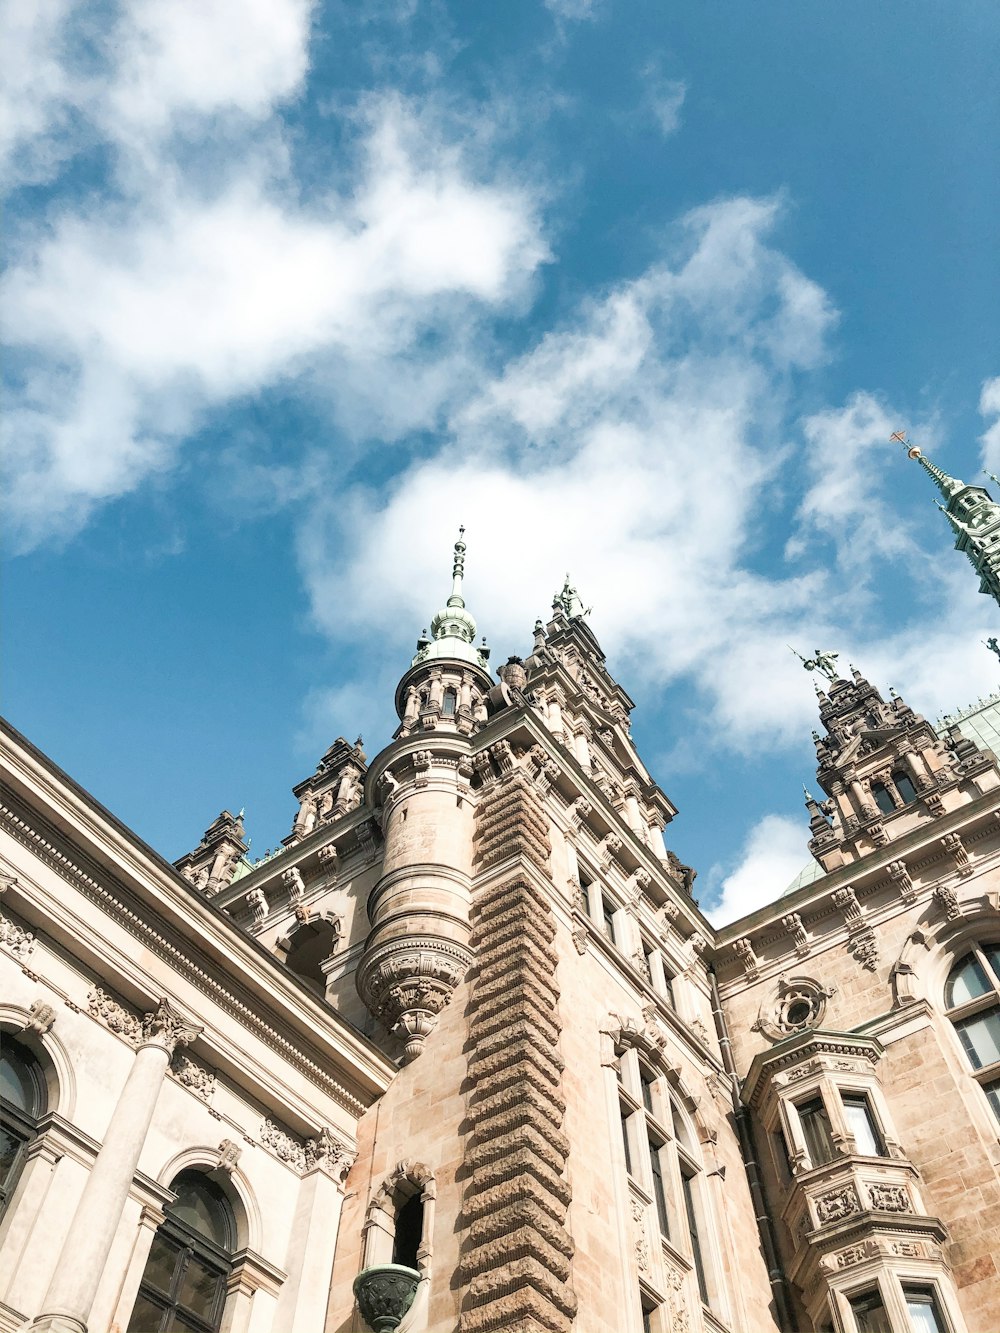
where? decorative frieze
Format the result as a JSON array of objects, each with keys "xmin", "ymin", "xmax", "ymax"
[
  {"xmin": 866, "ymin": 1182, "xmax": 910, "ymax": 1212},
  {"xmin": 0, "ymin": 911, "xmax": 36, "ymax": 959},
  {"xmin": 815, "ymin": 1185, "xmax": 861, "ymax": 1224},
  {"xmin": 87, "ymin": 987, "xmax": 141, "ymax": 1043},
  {"xmin": 170, "ymin": 1051, "xmax": 216, "ymax": 1101},
  {"xmin": 260, "ymin": 1118, "xmax": 307, "ymax": 1171},
  {"xmin": 631, "ymin": 1198, "xmax": 651, "ymax": 1274},
  {"xmin": 304, "ymin": 1126, "xmax": 356, "ymax": 1182}
]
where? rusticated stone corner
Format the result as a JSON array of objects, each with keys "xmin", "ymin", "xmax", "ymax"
[{"xmin": 460, "ymin": 770, "xmax": 577, "ymax": 1332}]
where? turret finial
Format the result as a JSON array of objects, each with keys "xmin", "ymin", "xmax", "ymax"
[
  {"xmin": 896, "ymin": 431, "xmax": 965, "ymax": 501},
  {"xmin": 448, "ymin": 527, "xmax": 467, "ymax": 608}
]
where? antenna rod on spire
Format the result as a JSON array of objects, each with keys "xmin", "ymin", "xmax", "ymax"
[{"xmin": 448, "ymin": 526, "xmax": 467, "ymax": 607}]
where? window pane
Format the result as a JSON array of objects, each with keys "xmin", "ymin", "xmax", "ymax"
[
  {"xmin": 984, "ymin": 1077, "xmax": 1000, "ymax": 1123},
  {"xmin": 0, "ymin": 1043, "xmax": 41, "ymax": 1115},
  {"xmin": 640, "ymin": 1070, "xmax": 654, "ymax": 1114},
  {"xmin": 984, "ymin": 944, "xmax": 1000, "ymax": 986},
  {"xmin": 681, "ymin": 1169, "xmax": 708, "ymax": 1305},
  {"xmin": 176, "ymin": 1254, "xmax": 225, "ymax": 1322},
  {"xmin": 946, "ymin": 955, "xmax": 991, "ymax": 1008},
  {"xmin": 893, "ymin": 772, "xmax": 918, "ymax": 804},
  {"xmin": 648, "ymin": 1137, "xmax": 670, "ymax": 1238},
  {"xmin": 848, "ymin": 1289, "xmax": 891, "ymax": 1333},
  {"xmin": 0, "ymin": 1124, "xmax": 27, "ymax": 1193},
  {"xmin": 797, "ymin": 1098, "xmax": 835, "ymax": 1165},
  {"xmin": 620, "ymin": 1108, "xmax": 633, "ymax": 1176},
  {"xmin": 955, "ymin": 1007, "xmax": 1000, "ymax": 1070},
  {"xmin": 168, "ymin": 1172, "xmax": 233, "ymax": 1247},
  {"xmin": 872, "ymin": 783, "xmax": 895, "ymax": 815},
  {"xmin": 903, "ymin": 1287, "xmax": 946, "ymax": 1333},
  {"xmin": 842, "ymin": 1095, "xmax": 884, "ymax": 1156},
  {"xmin": 142, "ymin": 1234, "xmax": 183, "ymax": 1297},
  {"xmin": 126, "ymin": 1291, "xmax": 168, "ymax": 1333},
  {"xmin": 602, "ymin": 898, "xmax": 616, "ymax": 942}
]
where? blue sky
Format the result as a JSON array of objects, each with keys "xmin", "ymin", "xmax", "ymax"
[{"xmin": 3, "ymin": 0, "xmax": 999, "ymax": 923}]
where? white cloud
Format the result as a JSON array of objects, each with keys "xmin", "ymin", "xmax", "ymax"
[
  {"xmin": 3, "ymin": 60, "xmax": 547, "ymax": 550},
  {"xmin": 544, "ymin": 0, "xmax": 603, "ymax": 21},
  {"xmin": 705, "ymin": 814, "xmax": 808, "ymax": 926},
  {"xmin": 980, "ymin": 375, "xmax": 1000, "ymax": 474},
  {"xmin": 639, "ymin": 67, "xmax": 687, "ymax": 138}
]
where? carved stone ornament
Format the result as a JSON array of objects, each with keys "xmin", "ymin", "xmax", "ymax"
[
  {"xmin": 890, "ymin": 930, "xmax": 930, "ymax": 1007},
  {"xmin": 848, "ymin": 929, "xmax": 880, "ymax": 972},
  {"xmin": 887, "ymin": 859, "xmax": 916, "ymax": 902},
  {"xmin": 568, "ymin": 795, "xmax": 593, "ymax": 827},
  {"xmin": 282, "ymin": 866, "xmax": 306, "ymax": 903},
  {"xmin": 245, "ymin": 886, "xmax": 268, "ymax": 925},
  {"xmin": 572, "ymin": 924, "xmax": 589, "ymax": 954},
  {"xmin": 631, "ymin": 1198, "xmax": 651, "ymax": 1273},
  {"xmin": 753, "ymin": 976, "xmax": 835, "ymax": 1043},
  {"xmin": 87, "ymin": 987, "xmax": 141, "ymax": 1043},
  {"xmin": 832, "ymin": 885, "xmax": 864, "ymax": 930},
  {"xmin": 217, "ymin": 1139, "xmax": 241, "ymax": 1173},
  {"xmin": 734, "ymin": 936, "xmax": 760, "ymax": 982},
  {"xmin": 317, "ymin": 841, "xmax": 339, "ymax": 868},
  {"xmin": 867, "ymin": 1182, "xmax": 910, "ymax": 1212},
  {"xmin": 815, "ymin": 1185, "xmax": 861, "ymax": 1224},
  {"xmin": 141, "ymin": 998, "xmax": 203, "ymax": 1054},
  {"xmin": 170, "ymin": 1051, "xmax": 216, "ymax": 1101},
  {"xmin": 356, "ymin": 939, "xmax": 473, "ymax": 1062},
  {"xmin": 781, "ymin": 912, "xmax": 810, "ymax": 958},
  {"xmin": 260, "ymin": 1118, "xmax": 307, "ymax": 1171},
  {"xmin": 21, "ymin": 998, "xmax": 56, "ymax": 1036},
  {"xmin": 941, "ymin": 831, "xmax": 973, "ymax": 877},
  {"xmin": 933, "ymin": 883, "xmax": 963, "ymax": 920},
  {"xmin": 599, "ymin": 832, "xmax": 623, "ymax": 866},
  {"xmin": 303, "ymin": 1126, "xmax": 356, "ymax": 1182},
  {"xmin": 488, "ymin": 739, "xmax": 515, "ymax": 774},
  {"xmin": 835, "ymin": 1240, "xmax": 880, "ymax": 1268},
  {"xmin": 625, "ymin": 868, "xmax": 651, "ymax": 908},
  {"xmin": 0, "ymin": 912, "xmax": 36, "ymax": 959}
]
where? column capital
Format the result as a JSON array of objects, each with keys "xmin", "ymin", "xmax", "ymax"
[{"xmin": 140, "ymin": 998, "xmax": 203, "ymax": 1054}]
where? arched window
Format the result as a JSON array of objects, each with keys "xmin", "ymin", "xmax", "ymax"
[
  {"xmin": 362, "ymin": 1162, "xmax": 435, "ymax": 1275},
  {"xmin": 870, "ymin": 782, "xmax": 895, "ymax": 816},
  {"xmin": 944, "ymin": 944, "xmax": 1000, "ymax": 1123},
  {"xmin": 892, "ymin": 771, "xmax": 918, "ymax": 804},
  {"xmin": 127, "ymin": 1170, "xmax": 236, "ymax": 1333},
  {"xmin": 442, "ymin": 688, "xmax": 457, "ymax": 717},
  {"xmin": 0, "ymin": 1036, "xmax": 46, "ymax": 1218}
]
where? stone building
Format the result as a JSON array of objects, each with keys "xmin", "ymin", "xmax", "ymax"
[{"xmin": 2, "ymin": 455, "xmax": 999, "ymax": 1333}]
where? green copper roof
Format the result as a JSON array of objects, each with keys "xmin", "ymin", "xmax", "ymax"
[{"xmin": 411, "ymin": 528, "xmax": 491, "ymax": 670}]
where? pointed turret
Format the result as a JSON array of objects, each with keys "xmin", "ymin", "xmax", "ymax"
[
  {"xmin": 394, "ymin": 530, "xmax": 494, "ymax": 737},
  {"xmin": 902, "ymin": 435, "xmax": 1000, "ymax": 607}
]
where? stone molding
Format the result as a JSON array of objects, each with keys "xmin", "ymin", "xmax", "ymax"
[
  {"xmin": 459, "ymin": 773, "xmax": 577, "ymax": 1333},
  {"xmin": 0, "ymin": 800, "xmax": 367, "ymax": 1114}
]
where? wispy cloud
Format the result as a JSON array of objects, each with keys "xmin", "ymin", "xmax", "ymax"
[
  {"xmin": 705, "ymin": 814, "xmax": 808, "ymax": 925},
  {"xmin": 639, "ymin": 65, "xmax": 687, "ymax": 138}
]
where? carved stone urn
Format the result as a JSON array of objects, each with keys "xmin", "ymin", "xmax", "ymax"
[{"xmin": 353, "ymin": 1265, "xmax": 421, "ymax": 1333}]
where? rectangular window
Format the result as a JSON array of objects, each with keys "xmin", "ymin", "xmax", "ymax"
[
  {"xmin": 602, "ymin": 896, "xmax": 617, "ymax": 944},
  {"xmin": 771, "ymin": 1127, "xmax": 793, "ymax": 1185},
  {"xmin": 680, "ymin": 1165, "xmax": 709, "ymax": 1305},
  {"xmin": 640, "ymin": 1301, "xmax": 653, "ymax": 1333},
  {"xmin": 648, "ymin": 1135, "xmax": 670, "ymax": 1238},
  {"xmin": 796, "ymin": 1096, "xmax": 836, "ymax": 1166},
  {"xmin": 841, "ymin": 1092, "xmax": 886, "ymax": 1157},
  {"xmin": 661, "ymin": 964, "xmax": 676, "ymax": 1009},
  {"xmin": 955, "ymin": 1009, "xmax": 1000, "ymax": 1069},
  {"xmin": 848, "ymin": 1289, "xmax": 891, "ymax": 1333},
  {"xmin": 984, "ymin": 1076, "xmax": 1000, "ymax": 1123},
  {"xmin": 640, "ymin": 1067, "xmax": 655, "ymax": 1115},
  {"xmin": 903, "ymin": 1286, "xmax": 947, "ymax": 1333},
  {"xmin": 620, "ymin": 1107, "xmax": 633, "ymax": 1176}
]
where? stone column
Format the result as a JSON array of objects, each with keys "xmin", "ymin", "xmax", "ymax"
[{"xmin": 29, "ymin": 999, "xmax": 202, "ymax": 1333}]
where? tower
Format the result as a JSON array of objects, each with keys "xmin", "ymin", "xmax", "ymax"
[{"xmin": 904, "ymin": 439, "xmax": 1000, "ymax": 609}]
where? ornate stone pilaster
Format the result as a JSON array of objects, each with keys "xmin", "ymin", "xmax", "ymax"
[
  {"xmin": 459, "ymin": 772, "xmax": 577, "ymax": 1333},
  {"xmin": 29, "ymin": 1000, "xmax": 202, "ymax": 1333}
]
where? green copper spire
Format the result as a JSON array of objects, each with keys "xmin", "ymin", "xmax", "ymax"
[
  {"xmin": 899, "ymin": 432, "xmax": 1000, "ymax": 610},
  {"xmin": 411, "ymin": 528, "xmax": 491, "ymax": 669}
]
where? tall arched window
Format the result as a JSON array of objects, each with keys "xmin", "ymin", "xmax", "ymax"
[
  {"xmin": 870, "ymin": 782, "xmax": 896, "ymax": 816},
  {"xmin": 442, "ymin": 688, "xmax": 457, "ymax": 717},
  {"xmin": 0, "ymin": 1036, "xmax": 46, "ymax": 1218},
  {"xmin": 944, "ymin": 943, "xmax": 1000, "ymax": 1123},
  {"xmin": 127, "ymin": 1170, "xmax": 236, "ymax": 1333},
  {"xmin": 614, "ymin": 1045, "xmax": 719, "ymax": 1316},
  {"xmin": 892, "ymin": 770, "xmax": 918, "ymax": 804}
]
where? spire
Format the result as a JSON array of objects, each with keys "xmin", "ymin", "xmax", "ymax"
[
  {"xmin": 410, "ymin": 529, "xmax": 490, "ymax": 670},
  {"xmin": 901, "ymin": 437, "xmax": 964, "ymax": 501},
  {"xmin": 897, "ymin": 432, "xmax": 1000, "ymax": 610}
]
